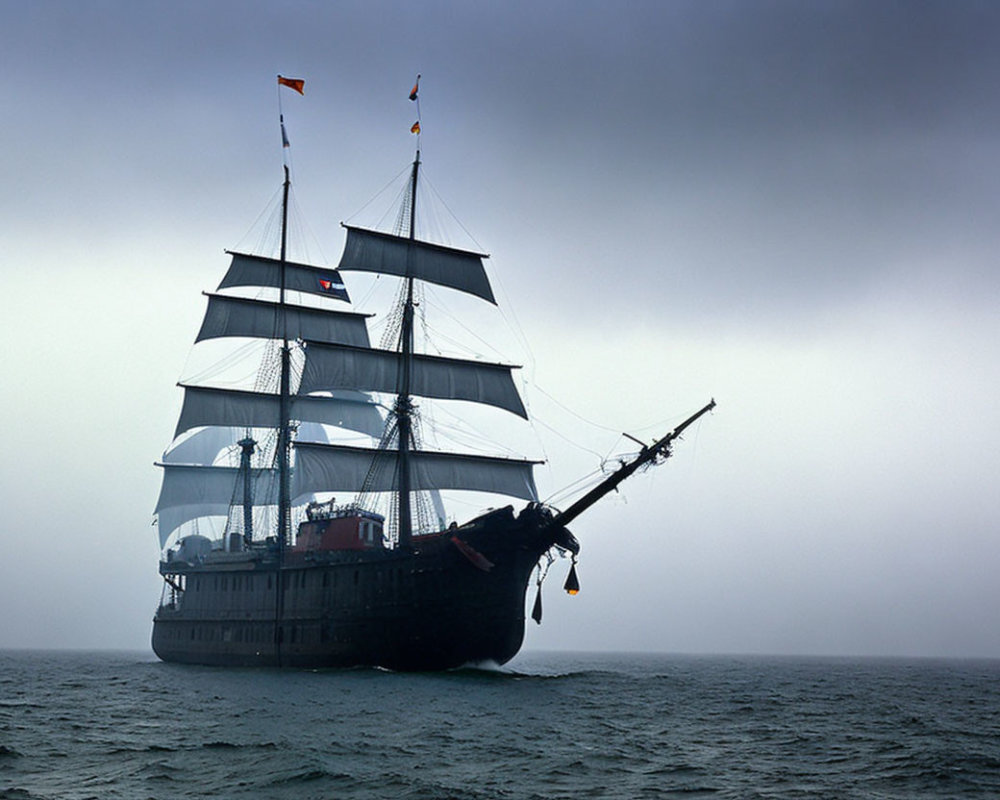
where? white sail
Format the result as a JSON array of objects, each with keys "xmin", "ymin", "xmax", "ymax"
[
  {"xmin": 154, "ymin": 507, "xmax": 227, "ymax": 549},
  {"xmin": 195, "ymin": 294, "xmax": 371, "ymax": 346},
  {"xmin": 292, "ymin": 441, "xmax": 539, "ymax": 501},
  {"xmin": 429, "ymin": 489, "xmax": 447, "ymax": 528},
  {"xmin": 299, "ymin": 342, "xmax": 526, "ymax": 418},
  {"xmin": 154, "ymin": 463, "xmax": 279, "ymax": 547},
  {"xmin": 162, "ymin": 426, "xmax": 241, "ymax": 465},
  {"xmin": 218, "ymin": 252, "xmax": 350, "ymax": 302},
  {"xmin": 338, "ymin": 226, "xmax": 495, "ymax": 304},
  {"xmin": 297, "ymin": 421, "xmax": 333, "ymax": 444},
  {"xmin": 174, "ymin": 385, "xmax": 385, "ymax": 438}
]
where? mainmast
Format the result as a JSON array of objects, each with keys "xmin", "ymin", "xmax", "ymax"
[{"xmin": 395, "ymin": 150, "xmax": 420, "ymax": 550}]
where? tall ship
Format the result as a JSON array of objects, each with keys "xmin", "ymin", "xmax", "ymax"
[{"xmin": 151, "ymin": 78, "xmax": 714, "ymax": 670}]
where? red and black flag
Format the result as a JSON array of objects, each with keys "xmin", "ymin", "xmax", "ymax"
[{"xmin": 409, "ymin": 74, "xmax": 420, "ymax": 101}]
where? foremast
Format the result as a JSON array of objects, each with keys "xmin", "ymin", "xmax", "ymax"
[
  {"xmin": 274, "ymin": 115, "xmax": 294, "ymax": 667},
  {"xmin": 235, "ymin": 136, "xmax": 293, "ymax": 551},
  {"xmin": 277, "ymin": 164, "xmax": 293, "ymax": 550},
  {"xmin": 395, "ymin": 150, "xmax": 420, "ymax": 551}
]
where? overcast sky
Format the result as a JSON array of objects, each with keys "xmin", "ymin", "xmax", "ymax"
[{"xmin": 2, "ymin": 0, "xmax": 999, "ymax": 659}]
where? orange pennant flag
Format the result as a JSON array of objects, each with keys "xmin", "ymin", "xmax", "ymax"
[
  {"xmin": 410, "ymin": 121, "xmax": 421, "ymax": 134},
  {"xmin": 277, "ymin": 75, "xmax": 305, "ymax": 95}
]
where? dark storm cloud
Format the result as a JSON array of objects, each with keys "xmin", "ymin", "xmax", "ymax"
[{"xmin": 469, "ymin": 1, "xmax": 1000, "ymax": 325}]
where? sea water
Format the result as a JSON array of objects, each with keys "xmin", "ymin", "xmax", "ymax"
[{"xmin": 1, "ymin": 650, "xmax": 998, "ymax": 799}]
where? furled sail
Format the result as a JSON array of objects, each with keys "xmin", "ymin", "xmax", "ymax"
[
  {"xmin": 154, "ymin": 463, "xmax": 280, "ymax": 547},
  {"xmin": 174, "ymin": 385, "xmax": 385, "ymax": 439},
  {"xmin": 299, "ymin": 342, "xmax": 527, "ymax": 418},
  {"xmin": 195, "ymin": 294, "xmax": 371, "ymax": 346},
  {"xmin": 338, "ymin": 225, "xmax": 495, "ymax": 304},
  {"xmin": 218, "ymin": 252, "xmax": 350, "ymax": 302},
  {"xmin": 293, "ymin": 441, "xmax": 539, "ymax": 501}
]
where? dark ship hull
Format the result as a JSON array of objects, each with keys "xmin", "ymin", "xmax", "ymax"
[{"xmin": 152, "ymin": 505, "xmax": 571, "ymax": 671}]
